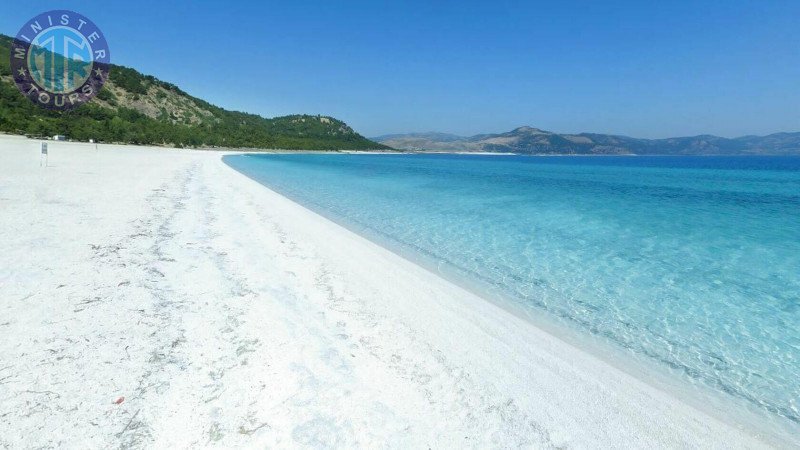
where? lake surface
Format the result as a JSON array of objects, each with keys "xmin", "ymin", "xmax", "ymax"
[{"xmin": 224, "ymin": 153, "xmax": 800, "ymax": 431}]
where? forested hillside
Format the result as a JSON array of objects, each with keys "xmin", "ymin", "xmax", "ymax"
[{"xmin": 0, "ymin": 35, "xmax": 388, "ymax": 150}]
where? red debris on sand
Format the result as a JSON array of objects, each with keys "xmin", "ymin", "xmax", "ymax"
[{"xmin": 113, "ymin": 396, "xmax": 125, "ymax": 405}]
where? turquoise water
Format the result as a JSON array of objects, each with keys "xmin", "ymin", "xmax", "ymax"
[{"xmin": 224, "ymin": 153, "xmax": 800, "ymax": 429}]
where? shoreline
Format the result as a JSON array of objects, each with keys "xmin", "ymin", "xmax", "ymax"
[
  {"xmin": 224, "ymin": 154, "xmax": 800, "ymax": 447},
  {"xmin": 13, "ymin": 135, "xmax": 800, "ymax": 157},
  {"xmin": 0, "ymin": 137, "xmax": 784, "ymax": 447}
]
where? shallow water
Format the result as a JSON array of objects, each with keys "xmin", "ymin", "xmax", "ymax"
[{"xmin": 224, "ymin": 153, "xmax": 800, "ymax": 429}]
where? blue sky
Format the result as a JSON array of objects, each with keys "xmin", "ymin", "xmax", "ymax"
[{"xmin": 2, "ymin": 0, "xmax": 799, "ymax": 138}]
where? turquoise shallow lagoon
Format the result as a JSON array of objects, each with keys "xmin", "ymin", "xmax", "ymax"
[{"xmin": 224, "ymin": 153, "xmax": 800, "ymax": 430}]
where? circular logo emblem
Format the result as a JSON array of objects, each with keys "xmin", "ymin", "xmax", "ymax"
[{"xmin": 10, "ymin": 10, "xmax": 110, "ymax": 111}]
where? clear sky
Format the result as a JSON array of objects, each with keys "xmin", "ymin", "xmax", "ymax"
[{"xmin": 2, "ymin": 0, "xmax": 799, "ymax": 138}]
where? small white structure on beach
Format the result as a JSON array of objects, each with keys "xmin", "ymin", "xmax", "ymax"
[
  {"xmin": 40, "ymin": 142, "xmax": 48, "ymax": 167},
  {"xmin": 53, "ymin": 135, "xmax": 67, "ymax": 141}
]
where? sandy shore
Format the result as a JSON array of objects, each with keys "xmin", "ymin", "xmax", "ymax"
[{"xmin": 0, "ymin": 136, "xmax": 772, "ymax": 448}]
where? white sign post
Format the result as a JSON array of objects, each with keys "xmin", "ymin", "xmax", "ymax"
[{"xmin": 40, "ymin": 142, "xmax": 48, "ymax": 167}]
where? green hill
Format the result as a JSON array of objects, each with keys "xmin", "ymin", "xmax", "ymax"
[{"xmin": 0, "ymin": 34, "xmax": 388, "ymax": 150}]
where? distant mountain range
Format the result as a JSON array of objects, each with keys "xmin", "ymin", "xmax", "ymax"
[{"xmin": 373, "ymin": 127, "xmax": 800, "ymax": 155}]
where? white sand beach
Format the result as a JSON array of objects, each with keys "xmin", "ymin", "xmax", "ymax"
[{"xmin": 0, "ymin": 136, "xmax": 772, "ymax": 448}]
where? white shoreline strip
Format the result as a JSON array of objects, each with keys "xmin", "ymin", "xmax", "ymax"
[{"xmin": 0, "ymin": 137, "xmax": 773, "ymax": 448}]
